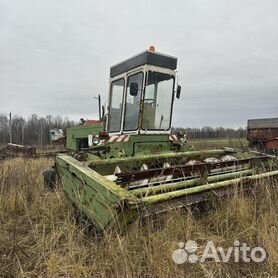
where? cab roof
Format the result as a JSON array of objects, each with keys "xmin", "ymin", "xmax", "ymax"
[{"xmin": 110, "ymin": 50, "xmax": 177, "ymax": 78}]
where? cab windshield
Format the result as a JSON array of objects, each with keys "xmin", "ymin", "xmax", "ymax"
[{"xmin": 142, "ymin": 72, "xmax": 174, "ymax": 130}]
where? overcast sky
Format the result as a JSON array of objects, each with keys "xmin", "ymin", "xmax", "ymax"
[{"xmin": 0, "ymin": 0, "xmax": 277, "ymax": 128}]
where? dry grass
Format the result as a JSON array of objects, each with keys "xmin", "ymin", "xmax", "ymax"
[{"xmin": 0, "ymin": 158, "xmax": 278, "ymax": 277}]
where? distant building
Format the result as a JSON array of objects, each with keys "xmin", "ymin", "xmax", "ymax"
[{"xmin": 49, "ymin": 129, "xmax": 64, "ymax": 142}]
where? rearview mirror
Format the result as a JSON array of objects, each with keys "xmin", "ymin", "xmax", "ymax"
[
  {"xmin": 130, "ymin": 82, "xmax": 139, "ymax": 96},
  {"xmin": 176, "ymin": 85, "xmax": 181, "ymax": 99}
]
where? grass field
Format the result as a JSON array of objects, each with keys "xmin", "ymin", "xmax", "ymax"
[
  {"xmin": 0, "ymin": 139, "xmax": 278, "ymax": 277},
  {"xmin": 190, "ymin": 138, "xmax": 248, "ymax": 151}
]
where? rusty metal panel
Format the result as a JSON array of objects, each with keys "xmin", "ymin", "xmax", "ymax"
[
  {"xmin": 6, "ymin": 143, "xmax": 37, "ymax": 155},
  {"xmin": 247, "ymin": 128, "xmax": 278, "ymax": 141},
  {"xmin": 265, "ymin": 139, "xmax": 278, "ymax": 151}
]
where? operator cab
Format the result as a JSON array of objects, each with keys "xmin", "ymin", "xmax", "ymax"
[{"xmin": 106, "ymin": 47, "xmax": 180, "ymax": 135}]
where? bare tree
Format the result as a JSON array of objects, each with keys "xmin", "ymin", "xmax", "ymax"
[{"xmin": 0, "ymin": 113, "xmax": 74, "ymax": 146}]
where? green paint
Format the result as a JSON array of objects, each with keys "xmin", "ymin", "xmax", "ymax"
[
  {"xmin": 66, "ymin": 124, "xmax": 103, "ymax": 151},
  {"xmin": 56, "ymin": 154, "xmax": 140, "ymax": 231}
]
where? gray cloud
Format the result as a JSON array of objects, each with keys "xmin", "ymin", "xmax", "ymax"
[{"xmin": 0, "ymin": 0, "xmax": 277, "ymax": 127}]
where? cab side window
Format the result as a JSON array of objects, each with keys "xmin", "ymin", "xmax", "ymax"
[{"xmin": 109, "ymin": 79, "xmax": 125, "ymax": 132}]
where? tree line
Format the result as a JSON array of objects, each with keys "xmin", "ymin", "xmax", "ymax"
[
  {"xmin": 0, "ymin": 113, "xmax": 74, "ymax": 146},
  {"xmin": 172, "ymin": 126, "xmax": 246, "ymax": 140},
  {"xmin": 0, "ymin": 113, "xmax": 247, "ymax": 147}
]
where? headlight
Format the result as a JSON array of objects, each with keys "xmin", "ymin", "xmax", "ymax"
[{"xmin": 92, "ymin": 135, "xmax": 100, "ymax": 146}]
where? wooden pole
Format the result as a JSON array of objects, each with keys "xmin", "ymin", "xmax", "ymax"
[
  {"xmin": 9, "ymin": 112, "xmax": 12, "ymax": 143},
  {"xmin": 98, "ymin": 94, "xmax": 101, "ymax": 121},
  {"xmin": 94, "ymin": 95, "xmax": 102, "ymax": 121}
]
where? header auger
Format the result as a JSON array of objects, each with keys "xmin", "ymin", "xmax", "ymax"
[{"xmin": 50, "ymin": 47, "xmax": 278, "ymax": 233}]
